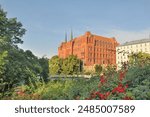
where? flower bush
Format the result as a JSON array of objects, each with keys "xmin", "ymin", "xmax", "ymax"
[
  {"xmin": 85, "ymin": 54, "xmax": 150, "ymax": 100},
  {"xmin": 85, "ymin": 68, "xmax": 133, "ymax": 100},
  {"xmin": 2, "ymin": 56, "xmax": 150, "ymax": 100}
]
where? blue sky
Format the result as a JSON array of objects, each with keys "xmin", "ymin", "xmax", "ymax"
[{"xmin": 1, "ymin": 0, "xmax": 150, "ymax": 57}]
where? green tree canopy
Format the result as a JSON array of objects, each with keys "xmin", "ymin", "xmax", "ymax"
[
  {"xmin": 39, "ymin": 57, "xmax": 49, "ymax": 82},
  {"xmin": 94, "ymin": 64, "xmax": 102, "ymax": 74},
  {"xmin": 49, "ymin": 55, "xmax": 83, "ymax": 75},
  {"xmin": 129, "ymin": 52, "xmax": 150, "ymax": 65},
  {"xmin": 63, "ymin": 55, "xmax": 82, "ymax": 75},
  {"xmin": 49, "ymin": 55, "xmax": 63, "ymax": 75},
  {"xmin": 0, "ymin": 7, "xmax": 26, "ymax": 45},
  {"xmin": 0, "ymin": 7, "xmax": 49, "ymax": 98}
]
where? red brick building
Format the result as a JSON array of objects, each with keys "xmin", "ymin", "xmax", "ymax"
[{"xmin": 58, "ymin": 31, "xmax": 119, "ymax": 66}]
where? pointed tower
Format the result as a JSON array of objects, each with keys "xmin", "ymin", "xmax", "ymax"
[
  {"xmin": 65, "ymin": 32, "xmax": 67, "ymax": 42},
  {"xmin": 70, "ymin": 29, "xmax": 73, "ymax": 41}
]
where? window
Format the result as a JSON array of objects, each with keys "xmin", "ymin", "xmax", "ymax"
[
  {"xmin": 88, "ymin": 47, "xmax": 92, "ymax": 51},
  {"xmin": 88, "ymin": 59, "xmax": 92, "ymax": 62}
]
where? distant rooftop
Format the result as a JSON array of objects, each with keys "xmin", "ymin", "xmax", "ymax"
[{"xmin": 119, "ymin": 39, "xmax": 150, "ymax": 46}]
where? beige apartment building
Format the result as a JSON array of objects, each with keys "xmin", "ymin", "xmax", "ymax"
[{"xmin": 116, "ymin": 39, "xmax": 150, "ymax": 69}]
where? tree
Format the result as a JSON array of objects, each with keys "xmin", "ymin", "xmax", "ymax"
[
  {"xmin": 61, "ymin": 55, "xmax": 82, "ymax": 75},
  {"xmin": 0, "ymin": 7, "xmax": 46, "ymax": 98},
  {"xmin": 94, "ymin": 64, "xmax": 102, "ymax": 75},
  {"xmin": 128, "ymin": 52, "xmax": 150, "ymax": 65},
  {"xmin": 124, "ymin": 62, "xmax": 150, "ymax": 99},
  {"xmin": 49, "ymin": 56, "xmax": 63, "ymax": 75},
  {"xmin": 123, "ymin": 52, "xmax": 150, "ymax": 99},
  {"xmin": 39, "ymin": 57, "xmax": 49, "ymax": 82},
  {"xmin": 0, "ymin": 7, "xmax": 26, "ymax": 45},
  {"xmin": 0, "ymin": 50, "xmax": 8, "ymax": 97},
  {"xmin": 49, "ymin": 55, "xmax": 83, "ymax": 75}
]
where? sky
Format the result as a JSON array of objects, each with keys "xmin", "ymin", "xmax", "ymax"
[{"xmin": 0, "ymin": 0, "xmax": 150, "ymax": 58}]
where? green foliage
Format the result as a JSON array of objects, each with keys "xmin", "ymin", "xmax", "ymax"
[
  {"xmin": 0, "ymin": 6, "xmax": 150, "ymax": 100},
  {"xmin": 39, "ymin": 57, "xmax": 49, "ymax": 82},
  {"xmin": 61, "ymin": 55, "xmax": 82, "ymax": 75},
  {"xmin": 6, "ymin": 77, "xmax": 99, "ymax": 100},
  {"xmin": 4, "ymin": 60, "xmax": 150, "ymax": 100},
  {"xmin": 124, "ymin": 63, "xmax": 150, "ymax": 99},
  {"xmin": 49, "ymin": 55, "xmax": 83, "ymax": 75},
  {"xmin": 49, "ymin": 55, "xmax": 62, "ymax": 75},
  {"xmin": 123, "ymin": 52, "xmax": 150, "ymax": 99},
  {"xmin": 104, "ymin": 65, "xmax": 117, "ymax": 77},
  {"xmin": 0, "ymin": 6, "xmax": 49, "ymax": 98},
  {"xmin": 0, "ymin": 7, "xmax": 26, "ymax": 44},
  {"xmin": 94, "ymin": 64, "xmax": 102, "ymax": 75},
  {"xmin": 129, "ymin": 52, "xmax": 150, "ymax": 66},
  {"xmin": 0, "ymin": 50, "xmax": 8, "ymax": 97},
  {"xmin": 0, "ymin": 51, "xmax": 7, "ymax": 74}
]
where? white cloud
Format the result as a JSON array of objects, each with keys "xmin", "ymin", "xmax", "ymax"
[{"xmin": 106, "ymin": 29, "xmax": 150, "ymax": 44}]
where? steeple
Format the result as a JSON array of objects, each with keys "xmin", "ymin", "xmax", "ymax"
[
  {"xmin": 70, "ymin": 29, "xmax": 73, "ymax": 40},
  {"xmin": 65, "ymin": 32, "xmax": 67, "ymax": 42}
]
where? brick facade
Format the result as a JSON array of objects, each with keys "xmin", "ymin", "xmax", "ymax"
[{"xmin": 58, "ymin": 31, "xmax": 119, "ymax": 66}]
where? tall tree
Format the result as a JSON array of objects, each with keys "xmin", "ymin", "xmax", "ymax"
[
  {"xmin": 0, "ymin": 7, "xmax": 26, "ymax": 45},
  {"xmin": 39, "ymin": 57, "xmax": 49, "ymax": 82},
  {"xmin": 0, "ymin": 7, "xmax": 46, "ymax": 98},
  {"xmin": 61, "ymin": 55, "xmax": 82, "ymax": 75},
  {"xmin": 49, "ymin": 55, "xmax": 63, "ymax": 75}
]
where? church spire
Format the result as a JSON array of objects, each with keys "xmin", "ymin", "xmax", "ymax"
[
  {"xmin": 65, "ymin": 32, "xmax": 67, "ymax": 42},
  {"xmin": 70, "ymin": 29, "xmax": 73, "ymax": 40}
]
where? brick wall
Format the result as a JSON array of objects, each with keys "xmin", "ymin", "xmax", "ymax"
[{"xmin": 58, "ymin": 31, "xmax": 119, "ymax": 67}]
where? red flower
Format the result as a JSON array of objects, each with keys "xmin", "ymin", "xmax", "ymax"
[
  {"xmin": 95, "ymin": 91, "xmax": 110, "ymax": 100},
  {"xmin": 112, "ymin": 83, "xmax": 126, "ymax": 93},
  {"xmin": 125, "ymin": 84, "xmax": 128, "ymax": 88},
  {"xmin": 98, "ymin": 93, "xmax": 105, "ymax": 99},
  {"xmin": 105, "ymin": 91, "xmax": 111, "ymax": 97},
  {"xmin": 117, "ymin": 87, "xmax": 125, "ymax": 93},
  {"xmin": 100, "ymin": 75, "xmax": 106, "ymax": 84},
  {"xmin": 112, "ymin": 88, "xmax": 117, "ymax": 93}
]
